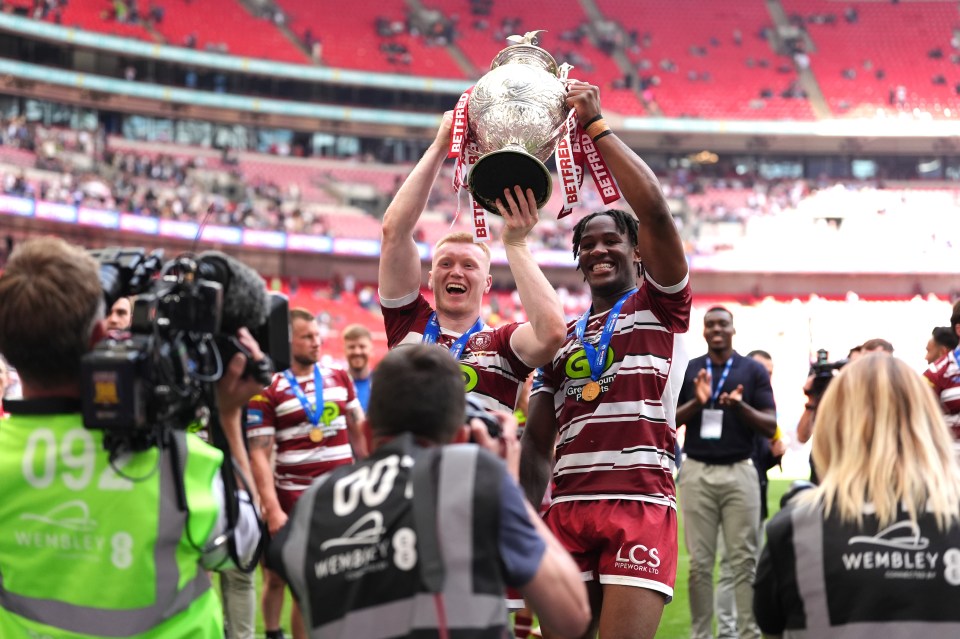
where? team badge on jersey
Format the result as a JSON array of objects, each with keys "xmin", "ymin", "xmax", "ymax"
[{"xmin": 469, "ymin": 332, "xmax": 492, "ymax": 352}]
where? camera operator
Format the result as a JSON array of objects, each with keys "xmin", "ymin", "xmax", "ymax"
[
  {"xmin": 267, "ymin": 345, "xmax": 590, "ymax": 639},
  {"xmin": 0, "ymin": 237, "xmax": 263, "ymax": 637},
  {"xmin": 798, "ymin": 345, "xmax": 885, "ymax": 483}
]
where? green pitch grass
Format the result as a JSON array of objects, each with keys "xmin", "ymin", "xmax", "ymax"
[
  {"xmin": 231, "ymin": 478, "xmax": 796, "ymax": 638},
  {"xmin": 657, "ymin": 478, "xmax": 793, "ymax": 638}
]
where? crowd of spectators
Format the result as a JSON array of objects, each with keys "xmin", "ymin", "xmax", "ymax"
[
  {"xmin": 0, "ymin": 118, "xmax": 336, "ymax": 234},
  {"xmin": 5, "ymin": 117, "xmax": 960, "ymax": 265}
]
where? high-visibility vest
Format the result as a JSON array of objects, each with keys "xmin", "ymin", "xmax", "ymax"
[
  {"xmin": 275, "ymin": 433, "xmax": 510, "ymax": 638},
  {"xmin": 0, "ymin": 410, "xmax": 225, "ymax": 638}
]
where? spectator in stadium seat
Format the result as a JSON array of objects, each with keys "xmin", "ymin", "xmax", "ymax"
[
  {"xmin": 926, "ymin": 325, "xmax": 959, "ymax": 365},
  {"xmin": 378, "ymin": 110, "xmax": 566, "ymax": 418},
  {"xmin": 755, "ymin": 354, "xmax": 960, "ymax": 637}
]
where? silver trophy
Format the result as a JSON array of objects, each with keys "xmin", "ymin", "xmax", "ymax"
[{"xmin": 467, "ymin": 31, "xmax": 570, "ymax": 214}]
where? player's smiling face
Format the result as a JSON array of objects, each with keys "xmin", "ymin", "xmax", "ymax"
[
  {"xmin": 429, "ymin": 241, "xmax": 492, "ymax": 318},
  {"xmin": 577, "ymin": 215, "xmax": 639, "ymax": 295}
]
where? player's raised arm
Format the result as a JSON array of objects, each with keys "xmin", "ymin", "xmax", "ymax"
[
  {"xmin": 566, "ymin": 82, "xmax": 687, "ymax": 287},
  {"xmin": 497, "ymin": 186, "xmax": 567, "ymax": 368},
  {"xmin": 379, "ymin": 111, "xmax": 453, "ymax": 300}
]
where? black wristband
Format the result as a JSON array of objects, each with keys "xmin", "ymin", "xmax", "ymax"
[
  {"xmin": 592, "ymin": 129, "xmax": 613, "ymax": 143},
  {"xmin": 583, "ymin": 113, "xmax": 603, "ymax": 127}
]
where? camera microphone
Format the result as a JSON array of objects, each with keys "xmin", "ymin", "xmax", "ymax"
[
  {"xmin": 196, "ymin": 251, "xmax": 269, "ymax": 334},
  {"xmin": 195, "ymin": 251, "xmax": 288, "ymax": 386}
]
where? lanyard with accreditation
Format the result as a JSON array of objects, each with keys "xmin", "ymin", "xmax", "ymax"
[
  {"xmin": 283, "ymin": 365, "xmax": 327, "ymax": 443},
  {"xmin": 700, "ymin": 356, "xmax": 733, "ymax": 440}
]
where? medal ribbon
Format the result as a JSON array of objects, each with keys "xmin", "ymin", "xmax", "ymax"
[
  {"xmin": 422, "ymin": 313, "xmax": 485, "ymax": 360},
  {"xmin": 574, "ymin": 288, "xmax": 636, "ymax": 381},
  {"xmin": 705, "ymin": 357, "xmax": 734, "ymax": 408},
  {"xmin": 283, "ymin": 365, "xmax": 324, "ymax": 427}
]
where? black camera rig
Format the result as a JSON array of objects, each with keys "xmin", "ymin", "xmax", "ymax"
[
  {"xmin": 808, "ymin": 348, "xmax": 847, "ymax": 397},
  {"xmin": 79, "ymin": 247, "xmax": 290, "ymax": 572}
]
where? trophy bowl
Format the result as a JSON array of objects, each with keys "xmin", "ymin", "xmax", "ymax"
[{"xmin": 466, "ymin": 35, "xmax": 568, "ymax": 214}]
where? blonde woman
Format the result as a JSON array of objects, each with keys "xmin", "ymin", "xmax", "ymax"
[{"xmin": 753, "ymin": 354, "xmax": 960, "ymax": 638}]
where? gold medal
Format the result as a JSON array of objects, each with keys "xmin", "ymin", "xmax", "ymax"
[
  {"xmin": 308, "ymin": 428, "xmax": 324, "ymax": 443},
  {"xmin": 581, "ymin": 381, "xmax": 601, "ymax": 402}
]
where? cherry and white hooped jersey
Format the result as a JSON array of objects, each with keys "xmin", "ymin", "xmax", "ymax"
[
  {"xmin": 924, "ymin": 349, "xmax": 960, "ymax": 441},
  {"xmin": 534, "ymin": 274, "xmax": 691, "ymax": 509},
  {"xmin": 381, "ymin": 292, "xmax": 533, "ymax": 414},
  {"xmin": 247, "ymin": 367, "xmax": 358, "ymax": 492}
]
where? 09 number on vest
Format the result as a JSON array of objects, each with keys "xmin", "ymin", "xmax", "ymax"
[{"xmin": 21, "ymin": 428, "xmax": 136, "ymax": 491}]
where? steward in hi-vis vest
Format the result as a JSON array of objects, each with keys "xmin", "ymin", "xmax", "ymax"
[{"xmin": 0, "ymin": 408, "xmax": 225, "ymax": 638}]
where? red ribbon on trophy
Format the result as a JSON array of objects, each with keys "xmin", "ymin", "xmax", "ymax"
[
  {"xmin": 579, "ymin": 130, "xmax": 621, "ymax": 205},
  {"xmin": 556, "ymin": 108, "xmax": 584, "ymax": 218},
  {"xmin": 448, "ymin": 86, "xmax": 491, "ymax": 243},
  {"xmin": 449, "ymin": 87, "xmax": 472, "ymax": 160},
  {"xmin": 555, "ymin": 107, "xmax": 621, "ymax": 218}
]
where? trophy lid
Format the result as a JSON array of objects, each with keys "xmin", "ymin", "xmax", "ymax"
[{"xmin": 490, "ymin": 30, "xmax": 560, "ymax": 76}]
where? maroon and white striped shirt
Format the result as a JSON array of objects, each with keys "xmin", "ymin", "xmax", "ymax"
[
  {"xmin": 924, "ymin": 349, "xmax": 960, "ymax": 443},
  {"xmin": 382, "ymin": 292, "xmax": 532, "ymax": 413},
  {"xmin": 247, "ymin": 367, "xmax": 358, "ymax": 493},
  {"xmin": 534, "ymin": 274, "xmax": 691, "ymax": 509}
]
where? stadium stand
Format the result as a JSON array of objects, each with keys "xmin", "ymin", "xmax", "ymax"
[
  {"xmin": 276, "ymin": 0, "xmax": 464, "ymax": 76},
  {"xmin": 782, "ymin": 0, "xmax": 960, "ymax": 118},
  {"xmin": 597, "ymin": 0, "xmax": 814, "ymax": 119},
  {"xmin": 146, "ymin": 0, "xmax": 308, "ymax": 62},
  {"xmin": 10, "ymin": 0, "xmax": 960, "ymax": 120},
  {"xmin": 6, "ymin": 115, "xmax": 960, "ymax": 271}
]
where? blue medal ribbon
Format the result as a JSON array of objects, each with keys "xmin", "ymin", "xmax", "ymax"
[
  {"xmin": 574, "ymin": 289, "xmax": 636, "ymax": 382},
  {"xmin": 283, "ymin": 364, "xmax": 324, "ymax": 427},
  {"xmin": 705, "ymin": 357, "xmax": 734, "ymax": 408},
  {"xmin": 422, "ymin": 312, "xmax": 485, "ymax": 360}
]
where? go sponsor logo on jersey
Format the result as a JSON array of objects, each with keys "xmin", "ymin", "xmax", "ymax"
[
  {"xmin": 461, "ymin": 364, "xmax": 479, "ymax": 392},
  {"xmin": 564, "ymin": 347, "xmax": 616, "ymax": 401},
  {"xmin": 565, "ymin": 347, "xmax": 615, "ymax": 379}
]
